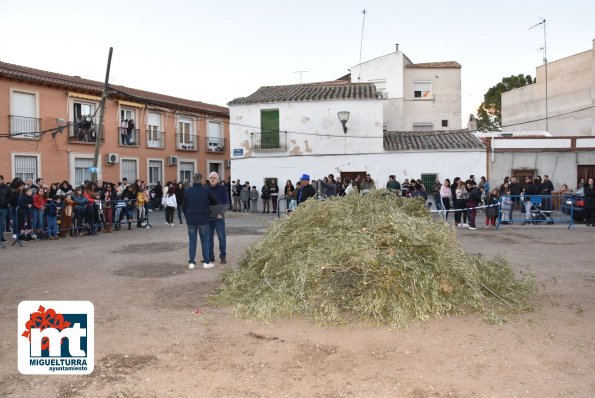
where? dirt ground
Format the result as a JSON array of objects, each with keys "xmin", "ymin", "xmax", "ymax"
[{"xmin": 0, "ymin": 212, "xmax": 594, "ymax": 398}]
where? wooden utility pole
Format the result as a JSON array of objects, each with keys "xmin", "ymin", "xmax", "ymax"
[{"xmin": 92, "ymin": 47, "xmax": 113, "ymax": 182}]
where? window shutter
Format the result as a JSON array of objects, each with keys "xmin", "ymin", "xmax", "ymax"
[{"xmin": 260, "ymin": 109, "xmax": 280, "ymax": 149}]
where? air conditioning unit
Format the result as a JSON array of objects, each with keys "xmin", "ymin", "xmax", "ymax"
[
  {"xmin": 168, "ymin": 155, "xmax": 179, "ymax": 166},
  {"xmin": 225, "ymin": 159, "xmax": 232, "ymax": 168},
  {"xmin": 106, "ymin": 153, "xmax": 119, "ymax": 164}
]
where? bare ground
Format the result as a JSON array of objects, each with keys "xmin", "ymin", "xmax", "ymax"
[{"xmin": 0, "ymin": 213, "xmax": 594, "ymax": 397}]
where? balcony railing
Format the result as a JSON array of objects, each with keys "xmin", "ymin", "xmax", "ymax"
[
  {"xmin": 9, "ymin": 115, "xmax": 41, "ymax": 139},
  {"xmin": 146, "ymin": 130, "xmax": 165, "ymax": 149},
  {"xmin": 251, "ymin": 131, "xmax": 287, "ymax": 150},
  {"xmin": 118, "ymin": 128, "xmax": 140, "ymax": 147},
  {"xmin": 176, "ymin": 133, "xmax": 198, "ymax": 151},
  {"xmin": 68, "ymin": 121, "xmax": 104, "ymax": 143},
  {"xmin": 205, "ymin": 137, "xmax": 225, "ymax": 153}
]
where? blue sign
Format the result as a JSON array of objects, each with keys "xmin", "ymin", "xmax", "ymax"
[{"xmin": 233, "ymin": 148, "xmax": 244, "ymax": 157}]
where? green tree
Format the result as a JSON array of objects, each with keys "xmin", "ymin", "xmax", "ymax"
[{"xmin": 476, "ymin": 74, "xmax": 535, "ymax": 131}]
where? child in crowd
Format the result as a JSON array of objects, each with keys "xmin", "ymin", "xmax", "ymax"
[
  {"xmin": 136, "ymin": 187, "xmax": 147, "ymax": 227},
  {"xmin": 32, "ymin": 187, "xmax": 46, "ymax": 236},
  {"xmin": 249, "ymin": 186, "xmax": 259, "ymax": 213},
  {"xmin": 240, "ymin": 183, "xmax": 250, "ymax": 212},
  {"xmin": 485, "ymin": 188, "xmax": 499, "ymax": 228},
  {"xmin": 17, "ymin": 187, "xmax": 34, "ymax": 239},
  {"xmin": 45, "ymin": 196, "xmax": 62, "ymax": 239},
  {"xmin": 500, "ymin": 189, "xmax": 512, "ymax": 224},
  {"xmin": 61, "ymin": 194, "xmax": 74, "ymax": 237}
]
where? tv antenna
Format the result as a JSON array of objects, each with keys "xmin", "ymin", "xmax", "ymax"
[
  {"xmin": 294, "ymin": 70, "xmax": 309, "ymax": 84},
  {"xmin": 529, "ymin": 17, "xmax": 548, "ymax": 131},
  {"xmin": 358, "ymin": 9, "xmax": 367, "ymax": 81}
]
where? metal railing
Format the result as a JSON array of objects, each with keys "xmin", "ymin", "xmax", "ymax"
[
  {"xmin": 176, "ymin": 133, "xmax": 198, "ymax": 151},
  {"xmin": 205, "ymin": 137, "xmax": 225, "ymax": 153},
  {"xmin": 497, "ymin": 194, "xmax": 575, "ymax": 229},
  {"xmin": 251, "ymin": 131, "xmax": 287, "ymax": 150},
  {"xmin": 118, "ymin": 128, "xmax": 140, "ymax": 147},
  {"xmin": 68, "ymin": 122, "xmax": 104, "ymax": 143},
  {"xmin": 146, "ymin": 130, "xmax": 165, "ymax": 149},
  {"xmin": 9, "ymin": 115, "xmax": 41, "ymax": 138}
]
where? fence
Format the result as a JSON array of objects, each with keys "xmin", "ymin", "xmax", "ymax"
[
  {"xmin": 497, "ymin": 194, "xmax": 575, "ymax": 229},
  {"xmin": 5, "ymin": 199, "xmax": 153, "ymax": 248}
]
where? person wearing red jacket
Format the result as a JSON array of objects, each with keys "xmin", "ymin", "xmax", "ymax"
[{"xmin": 32, "ymin": 187, "xmax": 47, "ymax": 235}]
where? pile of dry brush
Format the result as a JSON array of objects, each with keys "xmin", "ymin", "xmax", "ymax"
[{"xmin": 210, "ymin": 190, "xmax": 535, "ymax": 326}]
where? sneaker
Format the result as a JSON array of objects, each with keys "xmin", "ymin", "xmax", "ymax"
[
  {"xmin": 203, "ymin": 262, "xmax": 215, "ymax": 269},
  {"xmin": 468, "ymin": 226, "xmax": 477, "ymax": 230},
  {"xmin": 462, "ymin": 223, "xmax": 469, "ymax": 228},
  {"xmin": 12, "ymin": 234, "xmax": 17, "ymax": 239},
  {"xmin": 188, "ymin": 262, "xmax": 195, "ymax": 270},
  {"xmin": 220, "ymin": 257, "xmax": 227, "ymax": 264}
]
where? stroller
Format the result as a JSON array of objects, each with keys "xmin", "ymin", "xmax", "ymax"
[
  {"xmin": 529, "ymin": 195, "xmax": 554, "ymax": 224},
  {"xmin": 113, "ymin": 200, "xmax": 133, "ymax": 231}
]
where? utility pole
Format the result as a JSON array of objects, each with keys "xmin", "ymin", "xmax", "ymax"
[
  {"xmin": 92, "ymin": 47, "xmax": 113, "ymax": 182},
  {"xmin": 358, "ymin": 9, "xmax": 366, "ymax": 81},
  {"xmin": 530, "ymin": 18, "xmax": 547, "ymax": 132}
]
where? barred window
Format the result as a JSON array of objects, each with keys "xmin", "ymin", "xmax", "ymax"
[
  {"xmin": 14, "ymin": 155, "xmax": 38, "ymax": 181},
  {"xmin": 121, "ymin": 159, "xmax": 138, "ymax": 182}
]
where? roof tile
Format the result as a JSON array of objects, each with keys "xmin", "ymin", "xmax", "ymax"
[{"xmin": 383, "ymin": 130, "xmax": 485, "ymax": 151}]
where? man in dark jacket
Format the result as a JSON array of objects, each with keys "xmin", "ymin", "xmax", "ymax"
[
  {"xmin": 522, "ymin": 177, "xmax": 540, "ymax": 225},
  {"xmin": 297, "ymin": 174, "xmax": 316, "ymax": 205},
  {"xmin": 0, "ymin": 175, "xmax": 12, "ymax": 242},
  {"xmin": 183, "ymin": 173, "xmax": 217, "ymax": 270},
  {"xmin": 539, "ymin": 174, "xmax": 555, "ymax": 211}
]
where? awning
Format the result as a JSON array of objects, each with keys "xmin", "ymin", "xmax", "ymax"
[
  {"xmin": 68, "ymin": 92, "xmax": 102, "ymax": 102},
  {"xmin": 118, "ymin": 100, "xmax": 145, "ymax": 108}
]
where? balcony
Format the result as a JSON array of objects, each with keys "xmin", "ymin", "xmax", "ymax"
[
  {"xmin": 9, "ymin": 115, "xmax": 41, "ymax": 139},
  {"xmin": 146, "ymin": 130, "xmax": 165, "ymax": 149},
  {"xmin": 205, "ymin": 137, "xmax": 225, "ymax": 153},
  {"xmin": 68, "ymin": 121, "xmax": 104, "ymax": 144},
  {"xmin": 251, "ymin": 131, "xmax": 287, "ymax": 151},
  {"xmin": 176, "ymin": 133, "xmax": 198, "ymax": 151},
  {"xmin": 118, "ymin": 128, "xmax": 140, "ymax": 147}
]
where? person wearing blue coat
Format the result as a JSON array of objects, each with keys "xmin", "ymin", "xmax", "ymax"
[{"xmin": 182, "ymin": 173, "xmax": 217, "ymax": 270}]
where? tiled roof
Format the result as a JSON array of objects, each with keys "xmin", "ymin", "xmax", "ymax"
[
  {"xmin": 228, "ymin": 82, "xmax": 381, "ymax": 105},
  {"xmin": 383, "ymin": 130, "xmax": 485, "ymax": 151},
  {"xmin": 406, "ymin": 61, "xmax": 461, "ymax": 69},
  {"xmin": 0, "ymin": 60, "xmax": 229, "ymax": 116}
]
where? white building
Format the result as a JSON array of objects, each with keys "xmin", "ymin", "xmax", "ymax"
[
  {"xmin": 228, "ymin": 81, "xmax": 484, "ymax": 192},
  {"xmin": 349, "ymin": 45, "xmax": 462, "ymax": 132},
  {"xmin": 502, "ymin": 39, "xmax": 595, "ymax": 136}
]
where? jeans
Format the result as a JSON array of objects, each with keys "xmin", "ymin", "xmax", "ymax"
[
  {"xmin": 187, "ymin": 224, "xmax": 209, "ymax": 264},
  {"xmin": 46, "ymin": 216, "xmax": 58, "ymax": 237},
  {"xmin": 32, "ymin": 208, "xmax": 44, "ymax": 230},
  {"xmin": 208, "ymin": 217, "xmax": 226, "ymax": 260},
  {"xmin": 0, "ymin": 208, "xmax": 7, "ymax": 240},
  {"xmin": 177, "ymin": 206, "xmax": 184, "ymax": 223}
]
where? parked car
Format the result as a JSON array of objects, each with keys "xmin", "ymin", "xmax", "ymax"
[{"xmin": 560, "ymin": 188, "xmax": 585, "ymax": 221}]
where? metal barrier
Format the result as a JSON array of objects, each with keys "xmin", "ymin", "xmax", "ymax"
[
  {"xmin": 5, "ymin": 199, "xmax": 153, "ymax": 248},
  {"xmin": 497, "ymin": 195, "xmax": 575, "ymax": 229}
]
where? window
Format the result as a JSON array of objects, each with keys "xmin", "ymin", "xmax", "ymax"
[
  {"xmin": 260, "ymin": 109, "xmax": 280, "ymax": 149},
  {"xmin": 177, "ymin": 117, "xmax": 195, "ymax": 150},
  {"xmin": 121, "ymin": 159, "xmax": 138, "ymax": 182},
  {"xmin": 148, "ymin": 160, "xmax": 163, "ymax": 189},
  {"xmin": 10, "ymin": 91, "xmax": 39, "ymax": 137},
  {"xmin": 442, "ymin": 120, "xmax": 448, "ymax": 128},
  {"xmin": 74, "ymin": 158, "xmax": 93, "ymax": 186},
  {"xmin": 74, "ymin": 101, "xmax": 95, "ymax": 122},
  {"xmin": 207, "ymin": 121, "xmax": 224, "ymax": 152},
  {"xmin": 71, "ymin": 101, "xmax": 97, "ymax": 142},
  {"xmin": 147, "ymin": 112, "xmax": 163, "ymax": 148},
  {"xmin": 179, "ymin": 161, "xmax": 195, "ymax": 185},
  {"xmin": 413, "ymin": 122, "xmax": 434, "ymax": 132},
  {"xmin": 14, "ymin": 155, "xmax": 38, "ymax": 181},
  {"xmin": 413, "ymin": 81, "xmax": 432, "ymax": 98}
]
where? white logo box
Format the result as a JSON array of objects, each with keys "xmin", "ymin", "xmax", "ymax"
[{"xmin": 18, "ymin": 301, "xmax": 94, "ymax": 375}]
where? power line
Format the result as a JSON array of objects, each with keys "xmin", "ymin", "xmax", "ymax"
[{"xmin": 501, "ymin": 105, "xmax": 594, "ymax": 129}]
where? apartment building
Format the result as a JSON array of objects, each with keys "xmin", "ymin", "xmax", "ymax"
[{"xmin": 0, "ymin": 60, "xmax": 229, "ymax": 187}]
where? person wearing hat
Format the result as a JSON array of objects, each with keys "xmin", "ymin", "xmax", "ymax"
[{"xmin": 297, "ymin": 174, "xmax": 316, "ymax": 205}]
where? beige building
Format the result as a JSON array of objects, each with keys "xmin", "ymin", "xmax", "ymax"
[
  {"xmin": 349, "ymin": 45, "xmax": 462, "ymax": 132},
  {"xmin": 502, "ymin": 39, "xmax": 595, "ymax": 136},
  {"xmin": 0, "ymin": 61, "xmax": 229, "ymax": 186}
]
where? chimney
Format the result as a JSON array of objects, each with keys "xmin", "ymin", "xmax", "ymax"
[
  {"xmin": 468, "ymin": 114, "xmax": 477, "ymax": 132},
  {"xmin": 395, "ymin": 43, "xmax": 399, "ymax": 53}
]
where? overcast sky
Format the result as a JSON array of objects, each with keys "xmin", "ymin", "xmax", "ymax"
[{"xmin": 2, "ymin": 0, "xmax": 593, "ymax": 126}]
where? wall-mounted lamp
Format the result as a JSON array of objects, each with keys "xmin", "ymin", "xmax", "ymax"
[
  {"xmin": 52, "ymin": 118, "xmax": 67, "ymax": 138},
  {"xmin": 337, "ymin": 111, "xmax": 350, "ymax": 134}
]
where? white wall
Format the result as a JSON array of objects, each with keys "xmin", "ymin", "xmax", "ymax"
[
  {"xmin": 502, "ymin": 42, "xmax": 594, "ymax": 136},
  {"xmin": 350, "ymin": 52, "xmax": 405, "ymax": 99},
  {"xmin": 230, "ymin": 150, "xmax": 486, "ymax": 192},
  {"xmin": 229, "ymin": 99, "xmax": 384, "ymax": 158}
]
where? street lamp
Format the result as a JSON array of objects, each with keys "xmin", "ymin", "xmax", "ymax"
[{"xmin": 337, "ymin": 111, "xmax": 350, "ymax": 134}]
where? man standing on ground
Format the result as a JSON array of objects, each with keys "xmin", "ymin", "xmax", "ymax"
[
  {"xmin": 205, "ymin": 172, "xmax": 229, "ymax": 264},
  {"xmin": 183, "ymin": 173, "xmax": 217, "ymax": 270},
  {"xmin": 297, "ymin": 174, "xmax": 316, "ymax": 205},
  {"xmin": 540, "ymin": 174, "xmax": 554, "ymax": 211},
  {"xmin": 0, "ymin": 175, "xmax": 12, "ymax": 243}
]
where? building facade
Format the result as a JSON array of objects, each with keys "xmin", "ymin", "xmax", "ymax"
[
  {"xmin": 0, "ymin": 61, "xmax": 229, "ymax": 187},
  {"xmin": 349, "ymin": 46, "xmax": 462, "ymax": 132},
  {"xmin": 228, "ymin": 82, "xmax": 484, "ymax": 192},
  {"xmin": 501, "ymin": 39, "xmax": 595, "ymax": 136}
]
